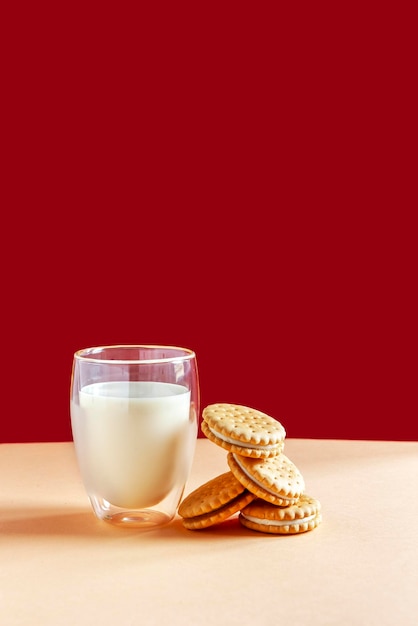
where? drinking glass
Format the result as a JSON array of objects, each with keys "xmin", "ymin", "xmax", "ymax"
[{"xmin": 70, "ymin": 345, "xmax": 199, "ymax": 529}]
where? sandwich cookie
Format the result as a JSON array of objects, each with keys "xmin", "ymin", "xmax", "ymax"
[
  {"xmin": 239, "ymin": 494, "xmax": 322, "ymax": 534},
  {"xmin": 201, "ymin": 403, "xmax": 286, "ymax": 458},
  {"xmin": 227, "ymin": 452, "xmax": 305, "ymax": 506},
  {"xmin": 178, "ymin": 471, "xmax": 256, "ymax": 530}
]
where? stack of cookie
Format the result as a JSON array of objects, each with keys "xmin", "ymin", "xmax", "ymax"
[{"xmin": 178, "ymin": 403, "xmax": 322, "ymax": 535}]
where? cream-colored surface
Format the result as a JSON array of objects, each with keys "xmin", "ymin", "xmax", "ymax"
[{"xmin": 1, "ymin": 438, "xmax": 418, "ymax": 625}]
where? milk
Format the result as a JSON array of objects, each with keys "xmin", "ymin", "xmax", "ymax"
[{"xmin": 71, "ymin": 381, "xmax": 193, "ymax": 509}]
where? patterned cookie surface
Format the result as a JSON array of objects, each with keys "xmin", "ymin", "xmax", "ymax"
[
  {"xmin": 239, "ymin": 494, "xmax": 322, "ymax": 534},
  {"xmin": 202, "ymin": 403, "xmax": 286, "ymax": 458},
  {"xmin": 227, "ymin": 452, "xmax": 305, "ymax": 505},
  {"xmin": 178, "ymin": 471, "xmax": 256, "ymax": 530}
]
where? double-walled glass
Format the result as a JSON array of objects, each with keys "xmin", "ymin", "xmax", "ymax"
[{"xmin": 70, "ymin": 345, "xmax": 199, "ymax": 529}]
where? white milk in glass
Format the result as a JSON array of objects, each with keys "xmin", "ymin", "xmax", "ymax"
[{"xmin": 71, "ymin": 381, "xmax": 192, "ymax": 509}]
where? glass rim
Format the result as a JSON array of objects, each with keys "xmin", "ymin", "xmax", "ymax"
[{"xmin": 74, "ymin": 344, "xmax": 196, "ymax": 365}]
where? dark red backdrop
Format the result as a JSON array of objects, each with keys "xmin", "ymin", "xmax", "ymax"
[{"xmin": 2, "ymin": 4, "xmax": 416, "ymax": 443}]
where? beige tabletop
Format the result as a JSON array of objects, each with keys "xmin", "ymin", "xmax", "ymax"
[{"xmin": 1, "ymin": 438, "xmax": 418, "ymax": 625}]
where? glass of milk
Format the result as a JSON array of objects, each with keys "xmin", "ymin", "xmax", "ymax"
[{"xmin": 70, "ymin": 345, "xmax": 199, "ymax": 529}]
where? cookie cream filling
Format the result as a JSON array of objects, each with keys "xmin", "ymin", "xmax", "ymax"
[
  {"xmin": 209, "ymin": 426, "xmax": 280, "ymax": 450},
  {"xmin": 232, "ymin": 453, "xmax": 294, "ymax": 502},
  {"xmin": 241, "ymin": 513, "xmax": 316, "ymax": 526}
]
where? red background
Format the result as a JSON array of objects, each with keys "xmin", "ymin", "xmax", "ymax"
[{"xmin": 2, "ymin": 4, "xmax": 416, "ymax": 443}]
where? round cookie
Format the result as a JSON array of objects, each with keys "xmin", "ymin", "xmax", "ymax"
[
  {"xmin": 239, "ymin": 494, "xmax": 322, "ymax": 534},
  {"xmin": 201, "ymin": 403, "xmax": 286, "ymax": 458},
  {"xmin": 227, "ymin": 452, "xmax": 305, "ymax": 506},
  {"xmin": 178, "ymin": 471, "xmax": 256, "ymax": 530}
]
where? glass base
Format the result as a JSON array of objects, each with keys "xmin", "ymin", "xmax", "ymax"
[{"xmin": 89, "ymin": 495, "xmax": 174, "ymax": 529}]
